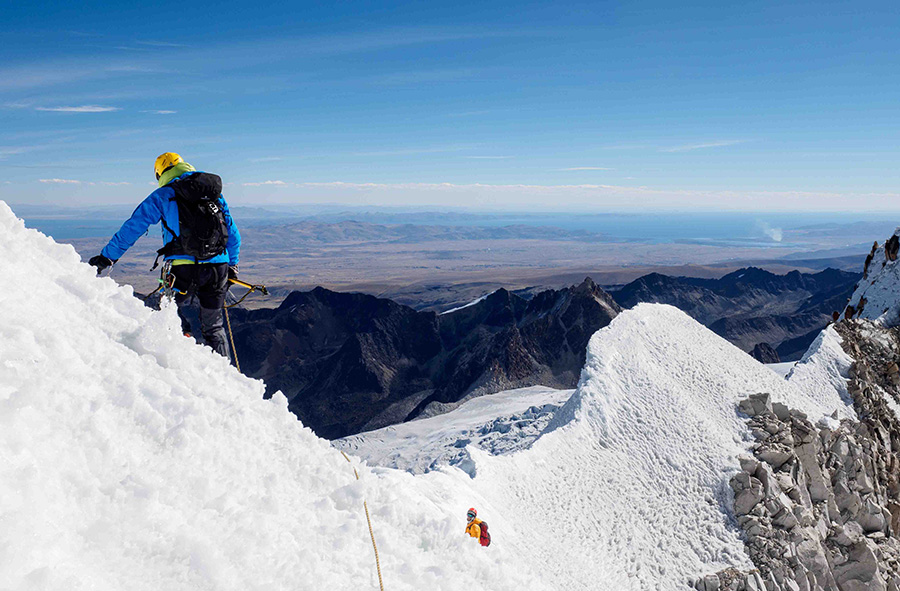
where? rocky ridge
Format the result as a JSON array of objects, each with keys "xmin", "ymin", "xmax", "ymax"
[
  {"xmin": 694, "ymin": 320, "xmax": 900, "ymax": 590},
  {"xmin": 692, "ymin": 227, "xmax": 900, "ymax": 591},
  {"xmin": 612, "ymin": 267, "xmax": 859, "ymax": 360}
]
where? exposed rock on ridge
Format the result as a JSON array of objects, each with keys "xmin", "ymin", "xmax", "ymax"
[{"xmin": 696, "ymin": 320, "xmax": 900, "ymax": 591}]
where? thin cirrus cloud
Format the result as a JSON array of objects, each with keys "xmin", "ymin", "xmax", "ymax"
[
  {"xmin": 557, "ymin": 167, "xmax": 614, "ymax": 171},
  {"xmin": 35, "ymin": 105, "xmax": 120, "ymax": 113},
  {"xmin": 39, "ymin": 179, "xmax": 130, "ymax": 185},
  {"xmin": 242, "ymin": 180, "xmax": 288, "ymax": 186},
  {"xmin": 659, "ymin": 140, "xmax": 746, "ymax": 153},
  {"xmin": 0, "ymin": 27, "xmax": 526, "ymax": 94},
  {"xmin": 134, "ymin": 40, "xmax": 189, "ymax": 48},
  {"xmin": 466, "ymin": 156, "xmax": 513, "ymax": 160},
  {"xmin": 141, "ymin": 110, "xmax": 177, "ymax": 115},
  {"xmin": 0, "ymin": 146, "xmax": 39, "ymax": 159},
  {"xmin": 39, "ymin": 178, "xmax": 82, "ymax": 184}
]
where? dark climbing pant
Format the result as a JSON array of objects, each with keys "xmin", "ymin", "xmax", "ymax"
[{"xmin": 169, "ymin": 263, "xmax": 230, "ymax": 359}]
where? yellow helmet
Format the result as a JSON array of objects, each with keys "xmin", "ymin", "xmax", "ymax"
[{"xmin": 154, "ymin": 152, "xmax": 183, "ymax": 180}]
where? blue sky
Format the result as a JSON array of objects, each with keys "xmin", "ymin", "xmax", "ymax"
[{"xmin": 2, "ymin": 0, "xmax": 899, "ymax": 210}]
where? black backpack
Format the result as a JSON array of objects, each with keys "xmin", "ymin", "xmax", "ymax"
[{"xmin": 158, "ymin": 172, "xmax": 229, "ymax": 262}]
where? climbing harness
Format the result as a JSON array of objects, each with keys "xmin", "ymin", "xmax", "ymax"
[
  {"xmin": 140, "ymin": 260, "xmax": 187, "ymax": 301},
  {"xmin": 138, "ymin": 264, "xmax": 268, "ymax": 372},
  {"xmin": 341, "ymin": 451, "xmax": 385, "ymax": 591}
]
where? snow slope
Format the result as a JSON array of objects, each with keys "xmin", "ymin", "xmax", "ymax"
[
  {"xmin": 337, "ymin": 386, "xmax": 574, "ymax": 475},
  {"xmin": 844, "ymin": 229, "xmax": 900, "ymax": 325},
  {"xmin": 785, "ymin": 325, "xmax": 857, "ymax": 421},
  {"xmin": 345, "ymin": 304, "xmax": 854, "ymax": 588},
  {"xmin": 0, "ymin": 200, "xmax": 856, "ymax": 591},
  {"xmin": 0, "ymin": 201, "xmax": 548, "ymax": 591}
]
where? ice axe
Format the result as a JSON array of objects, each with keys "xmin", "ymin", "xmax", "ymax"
[{"xmin": 227, "ymin": 277, "xmax": 269, "ymax": 297}]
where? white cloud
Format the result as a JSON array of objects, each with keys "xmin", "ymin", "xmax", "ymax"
[
  {"xmin": 659, "ymin": 140, "xmax": 745, "ymax": 153},
  {"xmin": 35, "ymin": 105, "xmax": 120, "ymax": 113},
  {"xmin": 242, "ymin": 180, "xmax": 288, "ymax": 186},
  {"xmin": 466, "ymin": 156, "xmax": 513, "ymax": 160},
  {"xmin": 248, "ymin": 156, "xmax": 284, "ymax": 163},
  {"xmin": 39, "ymin": 179, "xmax": 130, "ymax": 186},
  {"xmin": 141, "ymin": 109, "xmax": 177, "ymax": 115},
  {"xmin": 295, "ymin": 181, "xmax": 900, "ymax": 211},
  {"xmin": 557, "ymin": 167, "xmax": 614, "ymax": 171}
]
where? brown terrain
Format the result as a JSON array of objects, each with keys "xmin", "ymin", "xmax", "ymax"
[{"xmin": 63, "ymin": 219, "xmax": 867, "ymax": 311}]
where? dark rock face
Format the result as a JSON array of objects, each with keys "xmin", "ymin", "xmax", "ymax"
[
  {"xmin": 749, "ymin": 342, "xmax": 781, "ymax": 364},
  {"xmin": 612, "ymin": 267, "xmax": 860, "ymax": 361},
  {"xmin": 229, "ymin": 278, "xmax": 620, "ymax": 438}
]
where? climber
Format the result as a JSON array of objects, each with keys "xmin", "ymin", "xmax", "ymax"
[
  {"xmin": 465, "ymin": 507, "xmax": 491, "ymax": 546},
  {"xmin": 88, "ymin": 152, "xmax": 241, "ymax": 358}
]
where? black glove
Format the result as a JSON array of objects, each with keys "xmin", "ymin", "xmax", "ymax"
[
  {"xmin": 88, "ymin": 254, "xmax": 114, "ymax": 275},
  {"xmin": 228, "ymin": 265, "xmax": 239, "ymax": 281}
]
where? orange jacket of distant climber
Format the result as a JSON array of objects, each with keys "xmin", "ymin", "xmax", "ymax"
[{"xmin": 465, "ymin": 518, "xmax": 482, "ymax": 539}]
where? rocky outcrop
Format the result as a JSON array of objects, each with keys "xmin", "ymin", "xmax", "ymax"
[
  {"xmin": 751, "ymin": 343, "xmax": 781, "ymax": 364},
  {"xmin": 228, "ymin": 278, "xmax": 620, "ymax": 438},
  {"xmin": 694, "ymin": 318, "xmax": 900, "ymax": 591}
]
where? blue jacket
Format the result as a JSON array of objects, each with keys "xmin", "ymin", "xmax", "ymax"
[{"xmin": 101, "ymin": 172, "xmax": 240, "ymax": 266}]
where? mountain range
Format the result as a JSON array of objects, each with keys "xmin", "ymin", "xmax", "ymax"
[
  {"xmin": 610, "ymin": 267, "xmax": 859, "ymax": 361},
  {"xmin": 228, "ymin": 278, "xmax": 620, "ymax": 438},
  {"xmin": 223, "ymin": 266, "xmax": 858, "ymax": 438}
]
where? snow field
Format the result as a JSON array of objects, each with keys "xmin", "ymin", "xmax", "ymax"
[
  {"xmin": 0, "ymin": 201, "xmax": 549, "ymax": 591},
  {"xmin": 337, "ymin": 386, "xmax": 574, "ymax": 474}
]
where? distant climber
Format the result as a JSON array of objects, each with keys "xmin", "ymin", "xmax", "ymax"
[
  {"xmin": 88, "ymin": 152, "xmax": 241, "ymax": 358},
  {"xmin": 465, "ymin": 507, "xmax": 491, "ymax": 547}
]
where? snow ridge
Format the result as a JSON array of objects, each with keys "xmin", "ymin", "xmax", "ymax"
[{"xmin": 0, "ymin": 201, "xmax": 545, "ymax": 591}]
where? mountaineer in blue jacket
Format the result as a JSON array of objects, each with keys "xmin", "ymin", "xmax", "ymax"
[{"xmin": 88, "ymin": 152, "xmax": 241, "ymax": 358}]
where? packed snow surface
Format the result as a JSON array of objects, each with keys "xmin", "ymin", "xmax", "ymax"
[
  {"xmin": 439, "ymin": 291, "xmax": 494, "ymax": 315},
  {"xmin": 0, "ymin": 201, "xmax": 856, "ymax": 590},
  {"xmin": 337, "ymin": 386, "xmax": 574, "ymax": 475},
  {"xmin": 765, "ymin": 362, "xmax": 796, "ymax": 379}
]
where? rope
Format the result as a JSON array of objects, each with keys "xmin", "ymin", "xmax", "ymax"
[
  {"xmin": 341, "ymin": 451, "xmax": 385, "ymax": 591},
  {"xmin": 224, "ymin": 306, "xmax": 240, "ymax": 372}
]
